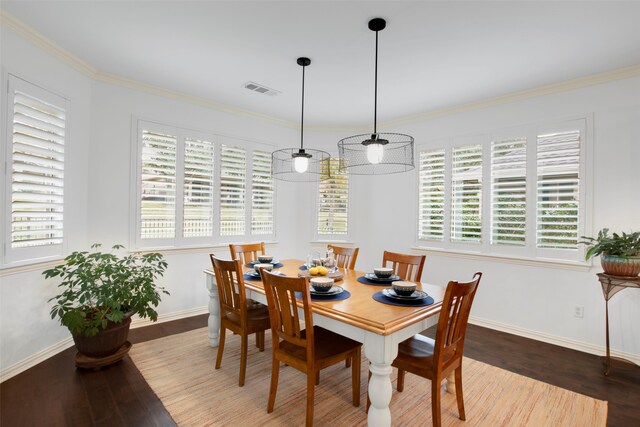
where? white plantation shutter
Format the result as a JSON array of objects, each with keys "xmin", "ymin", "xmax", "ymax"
[
  {"xmin": 183, "ymin": 137, "xmax": 214, "ymax": 237},
  {"xmin": 220, "ymin": 144, "xmax": 246, "ymax": 236},
  {"xmin": 317, "ymin": 158, "xmax": 349, "ymax": 236},
  {"xmin": 10, "ymin": 89, "xmax": 66, "ymax": 249},
  {"xmin": 490, "ymin": 138, "xmax": 527, "ymax": 246},
  {"xmin": 418, "ymin": 149, "xmax": 445, "ymax": 241},
  {"xmin": 251, "ymin": 150, "xmax": 274, "ymax": 235},
  {"xmin": 451, "ymin": 144, "xmax": 482, "ymax": 243},
  {"xmin": 140, "ymin": 130, "xmax": 177, "ymax": 239},
  {"xmin": 536, "ymin": 130, "xmax": 580, "ymax": 249}
]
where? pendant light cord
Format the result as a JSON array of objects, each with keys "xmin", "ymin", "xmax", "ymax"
[
  {"xmin": 300, "ymin": 63, "xmax": 306, "ymax": 150},
  {"xmin": 373, "ymin": 28, "xmax": 378, "ymax": 135}
]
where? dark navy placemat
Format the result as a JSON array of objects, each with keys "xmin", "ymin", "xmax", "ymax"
[
  {"xmin": 243, "ymin": 273, "xmax": 262, "ymax": 281},
  {"xmin": 246, "ymin": 262, "xmax": 284, "ymax": 268},
  {"xmin": 357, "ymin": 276, "xmax": 393, "ymax": 286},
  {"xmin": 295, "ymin": 289, "xmax": 351, "ymax": 302},
  {"xmin": 372, "ymin": 291, "xmax": 434, "ymax": 307}
]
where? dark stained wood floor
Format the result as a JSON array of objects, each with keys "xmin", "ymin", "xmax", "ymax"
[{"xmin": 1, "ymin": 315, "xmax": 638, "ymax": 426}]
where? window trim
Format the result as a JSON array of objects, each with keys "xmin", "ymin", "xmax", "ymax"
[
  {"xmin": 415, "ymin": 116, "xmax": 592, "ymax": 263},
  {"xmin": 2, "ymin": 74, "xmax": 70, "ymax": 268},
  {"xmin": 130, "ymin": 117, "xmax": 277, "ymax": 250}
]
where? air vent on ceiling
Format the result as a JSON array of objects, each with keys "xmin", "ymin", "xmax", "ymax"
[{"xmin": 243, "ymin": 81, "xmax": 281, "ymax": 97}]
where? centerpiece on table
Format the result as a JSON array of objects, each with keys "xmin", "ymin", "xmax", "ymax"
[
  {"xmin": 44, "ymin": 244, "xmax": 169, "ymax": 368},
  {"xmin": 580, "ymin": 229, "xmax": 640, "ymax": 277}
]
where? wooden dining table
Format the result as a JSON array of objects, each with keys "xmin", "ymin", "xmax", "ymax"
[{"xmin": 204, "ymin": 259, "xmax": 445, "ymax": 427}]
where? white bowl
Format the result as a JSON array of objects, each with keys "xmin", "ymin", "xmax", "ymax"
[
  {"xmin": 258, "ymin": 255, "xmax": 273, "ymax": 263},
  {"xmin": 254, "ymin": 263, "xmax": 273, "ymax": 272},
  {"xmin": 392, "ymin": 281, "xmax": 417, "ymax": 296},
  {"xmin": 310, "ymin": 277, "xmax": 334, "ymax": 292},
  {"xmin": 374, "ymin": 267, "xmax": 394, "ymax": 278}
]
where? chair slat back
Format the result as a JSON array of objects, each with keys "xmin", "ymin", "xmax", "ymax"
[
  {"xmin": 260, "ymin": 271, "xmax": 314, "ymax": 353},
  {"xmin": 210, "ymin": 255, "xmax": 247, "ymax": 323},
  {"xmin": 229, "ymin": 242, "xmax": 265, "ymax": 265},
  {"xmin": 328, "ymin": 245, "xmax": 359, "ymax": 270},
  {"xmin": 382, "ymin": 251, "xmax": 426, "ymax": 282},
  {"xmin": 434, "ymin": 272, "xmax": 482, "ymax": 365}
]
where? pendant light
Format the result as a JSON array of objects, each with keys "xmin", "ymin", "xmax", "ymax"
[
  {"xmin": 272, "ymin": 57, "xmax": 331, "ymax": 182},
  {"xmin": 338, "ymin": 18, "xmax": 414, "ymax": 175}
]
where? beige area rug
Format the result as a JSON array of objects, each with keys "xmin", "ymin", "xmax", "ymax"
[{"xmin": 129, "ymin": 328, "xmax": 607, "ymax": 426}]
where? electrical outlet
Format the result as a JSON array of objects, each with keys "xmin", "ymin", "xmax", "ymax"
[{"xmin": 574, "ymin": 305, "xmax": 584, "ymax": 318}]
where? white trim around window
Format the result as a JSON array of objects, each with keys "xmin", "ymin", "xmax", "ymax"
[
  {"xmin": 415, "ymin": 116, "xmax": 592, "ymax": 263},
  {"xmin": 130, "ymin": 118, "xmax": 276, "ymax": 250},
  {"xmin": 2, "ymin": 74, "xmax": 69, "ymax": 267}
]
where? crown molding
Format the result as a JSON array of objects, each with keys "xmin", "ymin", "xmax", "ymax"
[
  {"xmin": 3, "ymin": 10, "xmax": 639, "ymax": 133},
  {"xmin": 93, "ymin": 71, "xmax": 295, "ymax": 129},
  {"xmin": 384, "ymin": 64, "xmax": 640, "ymax": 129},
  {"xmin": 0, "ymin": 10, "xmax": 97, "ymax": 77}
]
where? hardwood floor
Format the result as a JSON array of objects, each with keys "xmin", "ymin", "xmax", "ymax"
[{"xmin": 1, "ymin": 315, "xmax": 638, "ymax": 426}]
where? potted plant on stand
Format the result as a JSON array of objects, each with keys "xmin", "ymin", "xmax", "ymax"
[
  {"xmin": 44, "ymin": 244, "xmax": 169, "ymax": 368},
  {"xmin": 580, "ymin": 229, "xmax": 640, "ymax": 277}
]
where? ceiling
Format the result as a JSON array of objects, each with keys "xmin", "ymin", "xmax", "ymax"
[{"xmin": 2, "ymin": 1, "xmax": 640, "ymax": 128}]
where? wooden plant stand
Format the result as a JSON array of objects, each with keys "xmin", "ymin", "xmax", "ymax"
[{"xmin": 75, "ymin": 341, "xmax": 132, "ymax": 370}]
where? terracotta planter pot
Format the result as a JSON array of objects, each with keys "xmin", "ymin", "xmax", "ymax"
[
  {"xmin": 601, "ymin": 255, "xmax": 640, "ymax": 277},
  {"xmin": 72, "ymin": 316, "xmax": 132, "ymax": 358}
]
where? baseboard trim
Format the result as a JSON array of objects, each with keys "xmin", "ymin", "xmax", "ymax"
[
  {"xmin": 0, "ymin": 306, "xmax": 209, "ymax": 383},
  {"xmin": 470, "ymin": 315, "xmax": 640, "ymax": 365}
]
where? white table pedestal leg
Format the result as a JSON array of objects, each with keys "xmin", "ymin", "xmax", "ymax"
[
  {"xmin": 365, "ymin": 334, "xmax": 398, "ymax": 427},
  {"xmin": 205, "ymin": 272, "xmax": 220, "ymax": 347}
]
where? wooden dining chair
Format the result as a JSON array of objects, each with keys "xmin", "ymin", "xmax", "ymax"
[
  {"xmin": 382, "ymin": 251, "xmax": 426, "ymax": 282},
  {"xmin": 229, "ymin": 242, "xmax": 265, "ymax": 265},
  {"xmin": 209, "ymin": 254, "xmax": 271, "ymax": 387},
  {"xmin": 390, "ymin": 272, "xmax": 482, "ymax": 427},
  {"xmin": 328, "ymin": 244, "xmax": 359, "ymax": 270},
  {"xmin": 259, "ymin": 270, "xmax": 362, "ymax": 426}
]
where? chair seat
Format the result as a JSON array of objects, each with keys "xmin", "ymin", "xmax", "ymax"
[
  {"xmin": 393, "ymin": 334, "xmax": 436, "ymax": 375},
  {"xmin": 279, "ymin": 326, "xmax": 360, "ymax": 362},
  {"xmin": 225, "ymin": 302, "xmax": 270, "ymax": 327}
]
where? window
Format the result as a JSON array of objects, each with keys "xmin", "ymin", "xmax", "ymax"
[
  {"xmin": 140, "ymin": 130, "xmax": 177, "ymax": 239},
  {"xmin": 418, "ymin": 149, "xmax": 445, "ymax": 241},
  {"xmin": 219, "ymin": 144, "xmax": 246, "ymax": 236},
  {"xmin": 416, "ymin": 119, "xmax": 587, "ymax": 262},
  {"xmin": 251, "ymin": 150, "xmax": 274, "ymax": 235},
  {"xmin": 536, "ymin": 130, "xmax": 580, "ymax": 249},
  {"xmin": 491, "ymin": 138, "xmax": 527, "ymax": 246},
  {"xmin": 451, "ymin": 144, "xmax": 483, "ymax": 243},
  {"xmin": 134, "ymin": 120, "xmax": 275, "ymax": 248},
  {"xmin": 3, "ymin": 76, "xmax": 68, "ymax": 265},
  {"xmin": 317, "ymin": 158, "xmax": 349, "ymax": 238},
  {"xmin": 183, "ymin": 137, "xmax": 215, "ymax": 237}
]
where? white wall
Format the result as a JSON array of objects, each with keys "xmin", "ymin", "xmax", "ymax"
[
  {"xmin": 0, "ymin": 27, "xmax": 92, "ymax": 374},
  {"xmin": 322, "ymin": 77, "xmax": 640, "ymax": 359},
  {"xmin": 0, "ymin": 25, "xmax": 300, "ymax": 378},
  {"xmin": 1, "ymin": 21, "xmax": 639, "ymax": 380},
  {"xmin": 88, "ymin": 81, "xmax": 300, "ymax": 319}
]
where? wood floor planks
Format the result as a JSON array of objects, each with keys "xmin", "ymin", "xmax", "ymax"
[{"xmin": 1, "ymin": 314, "xmax": 638, "ymax": 426}]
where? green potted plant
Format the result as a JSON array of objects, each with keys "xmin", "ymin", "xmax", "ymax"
[
  {"xmin": 580, "ymin": 229, "xmax": 640, "ymax": 277},
  {"xmin": 44, "ymin": 244, "xmax": 169, "ymax": 365}
]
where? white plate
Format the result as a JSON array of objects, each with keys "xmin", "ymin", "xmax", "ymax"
[
  {"xmin": 246, "ymin": 270, "xmax": 283, "ymax": 277},
  {"xmin": 364, "ymin": 273, "xmax": 402, "ymax": 282},
  {"xmin": 249, "ymin": 260, "xmax": 280, "ymax": 266},
  {"xmin": 309, "ymin": 285, "xmax": 344, "ymax": 296},
  {"xmin": 382, "ymin": 288, "xmax": 429, "ymax": 301}
]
